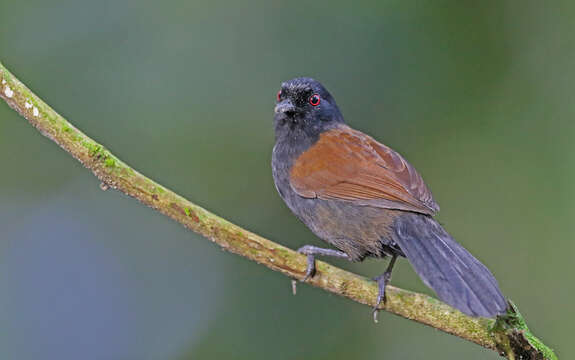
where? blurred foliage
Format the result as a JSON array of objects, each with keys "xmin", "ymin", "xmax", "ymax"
[{"xmin": 0, "ymin": 0, "xmax": 572, "ymax": 359}]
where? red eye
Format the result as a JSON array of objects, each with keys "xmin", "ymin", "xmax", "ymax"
[
  {"xmin": 276, "ymin": 90, "xmax": 282, "ymax": 102},
  {"xmin": 309, "ymin": 94, "xmax": 320, "ymax": 106}
]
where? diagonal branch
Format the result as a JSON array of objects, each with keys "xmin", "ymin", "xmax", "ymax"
[{"xmin": 0, "ymin": 62, "xmax": 557, "ymax": 360}]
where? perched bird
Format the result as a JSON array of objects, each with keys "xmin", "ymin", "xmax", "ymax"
[{"xmin": 271, "ymin": 77, "xmax": 507, "ymax": 320}]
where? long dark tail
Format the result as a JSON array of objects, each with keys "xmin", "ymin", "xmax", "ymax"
[{"xmin": 392, "ymin": 213, "xmax": 507, "ymax": 317}]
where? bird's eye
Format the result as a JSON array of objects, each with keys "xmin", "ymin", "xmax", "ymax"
[
  {"xmin": 309, "ymin": 94, "xmax": 321, "ymax": 106},
  {"xmin": 276, "ymin": 90, "xmax": 282, "ymax": 102}
]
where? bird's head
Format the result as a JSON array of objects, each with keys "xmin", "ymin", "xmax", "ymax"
[{"xmin": 274, "ymin": 77, "xmax": 344, "ymax": 139}]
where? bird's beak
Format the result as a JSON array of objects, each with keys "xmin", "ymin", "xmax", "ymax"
[{"xmin": 274, "ymin": 101, "xmax": 296, "ymax": 115}]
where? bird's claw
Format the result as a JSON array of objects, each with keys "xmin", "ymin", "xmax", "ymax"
[
  {"xmin": 298, "ymin": 246, "xmax": 317, "ymax": 281},
  {"xmin": 372, "ymin": 271, "xmax": 392, "ymax": 323},
  {"xmin": 292, "ymin": 247, "xmax": 318, "ymax": 295},
  {"xmin": 302, "ymin": 254, "xmax": 316, "ymax": 280},
  {"xmin": 372, "ymin": 308, "xmax": 380, "ymax": 323}
]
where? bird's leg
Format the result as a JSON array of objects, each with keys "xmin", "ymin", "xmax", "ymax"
[
  {"xmin": 292, "ymin": 245, "xmax": 349, "ymax": 295},
  {"xmin": 372, "ymin": 254, "xmax": 398, "ymax": 323},
  {"xmin": 297, "ymin": 245, "xmax": 350, "ymax": 280}
]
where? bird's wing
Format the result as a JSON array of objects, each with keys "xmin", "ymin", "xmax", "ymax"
[{"xmin": 289, "ymin": 124, "xmax": 439, "ymax": 215}]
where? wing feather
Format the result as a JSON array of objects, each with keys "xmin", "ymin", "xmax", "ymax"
[{"xmin": 289, "ymin": 124, "xmax": 439, "ymax": 215}]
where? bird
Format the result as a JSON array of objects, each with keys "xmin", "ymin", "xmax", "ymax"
[{"xmin": 271, "ymin": 77, "xmax": 507, "ymax": 320}]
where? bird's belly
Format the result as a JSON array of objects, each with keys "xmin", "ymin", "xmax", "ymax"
[{"xmin": 290, "ymin": 197, "xmax": 403, "ymax": 261}]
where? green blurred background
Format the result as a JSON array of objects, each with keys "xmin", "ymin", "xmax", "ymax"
[{"xmin": 1, "ymin": 0, "xmax": 572, "ymax": 359}]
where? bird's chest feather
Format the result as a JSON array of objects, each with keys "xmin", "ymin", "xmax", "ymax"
[{"xmin": 272, "ymin": 138, "xmax": 316, "ymax": 219}]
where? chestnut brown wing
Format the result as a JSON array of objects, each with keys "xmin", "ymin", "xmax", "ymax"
[{"xmin": 289, "ymin": 125, "xmax": 439, "ymax": 215}]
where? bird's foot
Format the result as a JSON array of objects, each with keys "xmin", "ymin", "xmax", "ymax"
[
  {"xmin": 372, "ymin": 271, "xmax": 392, "ymax": 323},
  {"xmin": 371, "ymin": 254, "xmax": 398, "ymax": 323},
  {"xmin": 291, "ymin": 245, "xmax": 349, "ymax": 295},
  {"xmin": 298, "ymin": 245, "xmax": 319, "ymax": 281},
  {"xmin": 291, "ymin": 246, "xmax": 318, "ymax": 295}
]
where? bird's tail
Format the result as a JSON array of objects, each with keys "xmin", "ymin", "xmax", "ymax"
[{"xmin": 392, "ymin": 213, "xmax": 507, "ymax": 317}]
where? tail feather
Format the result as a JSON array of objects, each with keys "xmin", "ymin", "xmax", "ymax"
[{"xmin": 392, "ymin": 214, "xmax": 507, "ymax": 317}]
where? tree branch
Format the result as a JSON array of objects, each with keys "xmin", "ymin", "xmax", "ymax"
[{"xmin": 0, "ymin": 62, "xmax": 557, "ymax": 360}]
